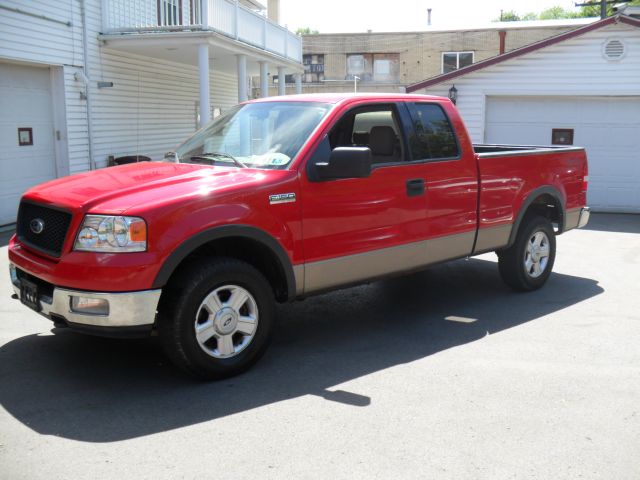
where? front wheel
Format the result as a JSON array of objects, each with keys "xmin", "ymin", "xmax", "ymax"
[
  {"xmin": 157, "ymin": 258, "xmax": 275, "ymax": 380},
  {"xmin": 498, "ymin": 215, "xmax": 556, "ymax": 291}
]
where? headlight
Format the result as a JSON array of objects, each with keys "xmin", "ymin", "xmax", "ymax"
[{"xmin": 74, "ymin": 215, "xmax": 147, "ymax": 252}]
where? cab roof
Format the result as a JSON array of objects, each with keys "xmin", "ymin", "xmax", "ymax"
[{"xmin": 247, "ymin": 92, "xmax": 448, "ymax": 105}]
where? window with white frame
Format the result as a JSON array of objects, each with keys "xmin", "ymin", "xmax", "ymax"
[{"xmin": 442, "ymin": 52, "xmax": 474, "ymax": 74}]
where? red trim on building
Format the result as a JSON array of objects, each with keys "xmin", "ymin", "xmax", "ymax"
[
  {"xmin": 406, "ymin": 15, "xmax": 640, "ymax": 93},
  {"xmin": 498, "ymin": 31, "xmax": 507, "ymax": 55}
]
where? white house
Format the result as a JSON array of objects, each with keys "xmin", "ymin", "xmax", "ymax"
[
  {"xmin": 0, "ymin": 0, "xmax": 303, "ymax": 226},
  {"xmin": 407, "ymin": 13, "xmax": 640, "ymax": 213}
]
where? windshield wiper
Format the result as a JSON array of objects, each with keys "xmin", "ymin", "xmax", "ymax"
[{"xmin": 188, "ymin": 152, "xmax": 247, "ymax": 168}]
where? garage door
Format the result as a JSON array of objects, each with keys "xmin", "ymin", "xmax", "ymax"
[
  {"xmin": 0, "ymin": 63, "xmax": 58, "ymax": 226},
  {"xmin": 485, "ymin": 96, "xmax": 640, "ymax": 213}
]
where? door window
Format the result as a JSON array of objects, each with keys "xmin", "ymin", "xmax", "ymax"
[{"xmin": 328, "ymin": 105, "xmax": 404, "ymax": 165}]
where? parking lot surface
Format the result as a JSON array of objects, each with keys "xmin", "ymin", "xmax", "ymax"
[{"xmin": 1, "ymin": 214, "xmax": 639, "ymax": 479}]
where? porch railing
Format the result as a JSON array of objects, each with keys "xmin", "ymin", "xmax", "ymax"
[{"xmin": 102, "ymin": 0, "xmax": 302, "ymax": 62}]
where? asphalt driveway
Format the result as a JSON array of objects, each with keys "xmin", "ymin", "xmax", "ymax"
[{"xmin": 1, "ymin": 214, "xmax": 638, "ymax": 479}]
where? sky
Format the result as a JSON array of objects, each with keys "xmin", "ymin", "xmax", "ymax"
[{"xmin": 279, "ymin": 0, "xmax": 594, "ymax": 33}]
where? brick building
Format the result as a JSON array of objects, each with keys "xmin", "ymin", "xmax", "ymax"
[{"xmin": 287, "ymin": 18, "xmax": 595, "ymax": 95}]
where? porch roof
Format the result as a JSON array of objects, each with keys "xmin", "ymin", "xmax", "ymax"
[{"xmin": 99, "ymin": 30, "xmax": 303, "ymax": 74}]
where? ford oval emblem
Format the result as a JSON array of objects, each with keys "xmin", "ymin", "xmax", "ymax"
[{"xmin": 30, "ymin": 218, "xmax": 45, "ymax": 235}]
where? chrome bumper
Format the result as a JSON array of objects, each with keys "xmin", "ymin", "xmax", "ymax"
[
  {"xmin": 577, "ymin": 207, "xmax": 590, "ymax": 228},
  {"xmin": 565, "ymin": 206, "xmax": 591, "ymax": 231},
  {"xmin": 10, "ymin": 264, "xmax": 161, "ymax": 329}
]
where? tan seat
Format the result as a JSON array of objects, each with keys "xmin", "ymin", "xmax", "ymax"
[{"xmin": 369, "ymin": 126, "xmax": 397, "ymax": 164}]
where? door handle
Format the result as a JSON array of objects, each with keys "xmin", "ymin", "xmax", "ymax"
[{"xmin": 406, "ymin": 178, "xmax": 425, "ymax": 196}]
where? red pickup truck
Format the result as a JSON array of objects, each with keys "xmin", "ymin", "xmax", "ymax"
[{"xmin": 9, "ymin": 93, "xmax": 590, "ymax": 379}]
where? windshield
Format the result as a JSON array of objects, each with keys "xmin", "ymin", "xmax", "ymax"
[{"xmin": 175, "ymin": 101, "xmax": 332, "ymax": 169}]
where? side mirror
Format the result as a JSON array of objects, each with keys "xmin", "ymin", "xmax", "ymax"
[{"xmin": 314, "ymin": 147, "xmax": 372, "ymax": 181}]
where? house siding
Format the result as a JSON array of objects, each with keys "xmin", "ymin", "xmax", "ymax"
[
  {"xmin": 418, "ymin": 23, "xmax": 640, "ymax": 143},
  {"xmin": 0, "ymin": 0, "xmax": 83, "ymax": 66},
  {"xmin": 300, "ymin": 22, "xmax": 587, "ymax": 93},
  {"xmin": 1, "ymin": 0, "xmax": 239, "ymax": 174}
]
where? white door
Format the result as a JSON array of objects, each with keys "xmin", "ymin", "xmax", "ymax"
[
  {"xmin": 485, "ymin": 96, "xmax": 640, "ymax": 213},
  {"xmin": 0, "ymin": 62, "xmax": 58, "ymax": 225}
]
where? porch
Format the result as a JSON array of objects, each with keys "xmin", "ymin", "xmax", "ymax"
[{"xmin": 99, "ymin": 0, "xmax": 304, "ymax": 127}]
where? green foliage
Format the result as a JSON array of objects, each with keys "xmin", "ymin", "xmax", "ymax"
[
  {"xmin": 494, "ymin": 1, "xmax": 640, "ymax": 22},
  {"xmin": 539, "ymin": 6, "xmax": 583, "ymax": 19},
  {"xmin": 521, "ymin": 12, "xmax": 539, "ymax": 20},
  {"xmin": 296, "ymin": 27, "xmax": 319, "ymax": 35},
  {"xmin": 498, "ymin": 10, "xmax": 521, "ymax": 21}
]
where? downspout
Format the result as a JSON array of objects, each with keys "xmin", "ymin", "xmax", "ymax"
[
  {"xmin": 80, "ymin": 0, "xmax": 96, "ymax": 170},
  {"xmin": 498, "ymin": 30, "xmax": 507, "ymax": 55}
]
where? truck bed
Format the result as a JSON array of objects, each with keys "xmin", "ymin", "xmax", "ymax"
[
  {"xmin": 474, "ymin": 144, "xmax": 585, "ymax": 157},
  {"xmin": 472, "ymin": 143, "xmax": 588, "ymax": 251}
]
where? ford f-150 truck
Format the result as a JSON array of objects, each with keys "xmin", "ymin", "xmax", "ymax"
[{"xmin": 9, "ymin": 93, "xmax": 590, "ymax": 379}]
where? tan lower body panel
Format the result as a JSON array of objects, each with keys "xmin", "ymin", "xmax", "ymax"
[
  {"xmin": 564, "ymin": 208, "xmax": 582, "ymax": 231},
  {"xmin": 473, "ymin": 224, "xmax": 513, "ymax": 253},
  {"xmin": 293, "ymin": 264, "xmax": 305, "ymax": 295},
  {"xmin": 300, "ymin": 231, "xmax": 475, "ymax": 295}
]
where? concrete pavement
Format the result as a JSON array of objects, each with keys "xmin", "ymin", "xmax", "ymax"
[{"xmin": 1, "ymin": 214, "xmax": 639, "ymax": 479}]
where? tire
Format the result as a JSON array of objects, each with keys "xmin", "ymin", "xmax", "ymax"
[
  {"xmin": 157, "ymin": 257, "xmax": 275, "ymax": 380},
  {"xmin": 498, "ymin": 215, "xmax": 556, "ymax": 292}
]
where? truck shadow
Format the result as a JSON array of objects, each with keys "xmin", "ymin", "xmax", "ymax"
[
  {"xmin": 581, "ymin": 213, "xmax": 640, "ymax": 234},
  {"xmin": 0, "ymin": 257, "xmax": 603, "ymax": 443}
]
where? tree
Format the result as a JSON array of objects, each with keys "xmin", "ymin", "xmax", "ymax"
[
  {"xmin": 495, "ymin": 1, "xmax": 640, "ymax": 22},
  {"xmin": 539, "ymin": 6, "xmax": 582, "ymax": 19},
  {"xmin": 296, "ymin": 27, "xmax": 319, "ymax": 35},
  {"xmin": 576, "ymin": 0, "xmax": 640, "ymax": 17},
  {"xmin": 521, "ymin": 12, "xmax": 539, "ymax": 20},
  {"xmin": 499, "ymin": 10, "xmax": 521, "ymax": 21}
]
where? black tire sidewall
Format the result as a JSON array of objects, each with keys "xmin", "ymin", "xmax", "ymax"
[
  {"xmin": 513, "ymin": 216, "xmax": 556, "ymax": 290},
  {"xmin": 161, "ymin": 259, "xmax": 275, "ymax": 379}
]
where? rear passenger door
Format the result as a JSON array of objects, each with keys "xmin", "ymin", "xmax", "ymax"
[
  {"xmin": 299, "ymin": 102, "xmax": 431, "ymax": 293},
  {"xmin": 404, "ymin": 101, "xmax": 478, "ymax": 248}
]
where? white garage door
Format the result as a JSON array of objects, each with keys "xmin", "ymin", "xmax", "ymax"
[
  {"xmin": 0, "ymin": 63, "xmax": 58, "ymax": 226},
  {"xmin": 485, "ymin": 96, "xmax": 640, "ymax": 213}
]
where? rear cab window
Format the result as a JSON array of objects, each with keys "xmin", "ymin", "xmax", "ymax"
[{"xmin": 406, "ymin": 103, "xmax": 460, "ymax": 161}]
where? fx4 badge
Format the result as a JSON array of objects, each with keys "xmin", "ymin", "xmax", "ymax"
[{"xmin": 269, "ymin": 193, "xmax": 296, "ymax": 205}]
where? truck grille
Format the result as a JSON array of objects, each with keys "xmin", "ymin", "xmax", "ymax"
[{"xmin": 17, "ymin": 202, "xmax": 72, "ymax": 258}]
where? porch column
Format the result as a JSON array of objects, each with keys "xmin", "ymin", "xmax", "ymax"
[
  {"xmin": 198, "ymin": 43, "xmax": 211, "ymax": 127},
  {"xmin": 295, "ymin": 73, "xmax": 302, "ymax": 94},
  {"xmin": 277, "ymin": 66, "xmax": 286, "ymax": 96},
  {"xmin": 259, "ymin": 61, "xmax": 269, "ymax": 98},
  {"xmin": 237, "ymin": 54, "xmax": 248, "ymax": 103}
]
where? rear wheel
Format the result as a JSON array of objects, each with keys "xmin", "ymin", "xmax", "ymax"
[
  {"xmin": 157, "ymin": 258, "xmax": 275, "ymax": 380},
  {"xmin": 498, "ymin": 215, "xmax": 556, "ymax": 291}
]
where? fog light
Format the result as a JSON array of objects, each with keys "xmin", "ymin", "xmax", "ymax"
[
  {"xmin": 70, "ymin": 296, "xmax": 109, "ymax": 315},
  {"xmin": 9, "ymin": 264, "xmax": 18, "ymax": 286}
]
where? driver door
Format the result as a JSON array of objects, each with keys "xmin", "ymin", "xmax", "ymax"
[{"xmin": 298, "ymin": 101, "xmax": 430, "ymax": 293}]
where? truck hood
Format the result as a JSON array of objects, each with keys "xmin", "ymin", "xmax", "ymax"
[{"xmin": 23, "ymin": 162, "xmax": 280, "ymax": 214}]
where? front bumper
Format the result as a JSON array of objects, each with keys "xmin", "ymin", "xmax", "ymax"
[{"xmin": 10, "ymin": 264, "xmax": 161, "ymax": 335}]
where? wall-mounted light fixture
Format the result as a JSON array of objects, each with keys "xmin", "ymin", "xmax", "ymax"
[{"xmin": 448, "ymin": 84, "xmax": 458, "ymax": 105}]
